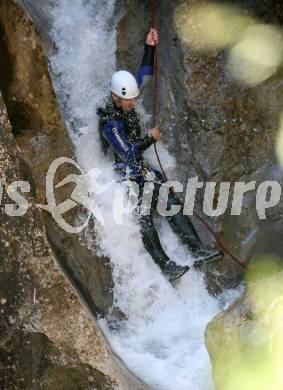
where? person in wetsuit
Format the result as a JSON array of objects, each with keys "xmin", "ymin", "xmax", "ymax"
[{"xmin": 97, "ymin": 28, "xmax": 223, "ymax": 281}]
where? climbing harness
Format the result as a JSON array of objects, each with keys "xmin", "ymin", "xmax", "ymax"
[{"xmin": 150, "ymin": 0, "xmax": 248, "ymax": 271}]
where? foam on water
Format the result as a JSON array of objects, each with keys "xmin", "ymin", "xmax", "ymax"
[{"xmin": 49, "ymin": 1, "xmax": 238, "ymax": 388}]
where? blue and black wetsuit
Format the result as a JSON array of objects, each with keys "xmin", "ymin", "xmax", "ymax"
[
  {"xmin": 98, "ymin": 44, "xmax": 157, "ymax": 185},
  {"xmin": 97, "ymin": 44, "xmax": 205, "ymax": 270},
  {"xmin": 97, "ymin": 101, "xmax": 156, "ymax": 185}
]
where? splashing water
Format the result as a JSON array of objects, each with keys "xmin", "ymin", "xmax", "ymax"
[{"xmin": 46, "ymin": 1, "xmax": 237, "ymax": 388}]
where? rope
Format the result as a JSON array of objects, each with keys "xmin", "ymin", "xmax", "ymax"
[{"xmin": 150, "ymin": 0, "xmax": 248, "ymax": 271}]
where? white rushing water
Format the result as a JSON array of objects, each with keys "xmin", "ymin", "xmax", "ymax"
[{"xmin": 48, "ymin": 1, "xmax": 238, "ymax": 388}]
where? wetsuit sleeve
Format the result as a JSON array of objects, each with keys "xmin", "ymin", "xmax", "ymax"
[
  {"xmin": 136, "ymin": 44, "xmax": 155, "ymax": 88},
  {"xmin": 101, "ymin": 119, "xmax": 146, "ymax": 162},
  {"xmin": 137, "ymin": 135, "xmax": 155, "ymax": 152}
]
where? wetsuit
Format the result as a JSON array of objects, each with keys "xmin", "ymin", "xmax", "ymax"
[{"xmin": 97, "ymin": 45, "xmax": 209, "ymax": 271}]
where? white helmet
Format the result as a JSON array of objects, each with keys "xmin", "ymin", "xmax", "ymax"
[{"xmin": 110, "ymin": 70, "xmax": 139, "ymax": 99}]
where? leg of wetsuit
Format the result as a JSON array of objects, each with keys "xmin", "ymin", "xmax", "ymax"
[
  {"xmin": 166, "ymin": 189, "xmax": 204, "ymax": 252},
  {"xmin": 138, "ymin": 171, "xmax": 222, "ymax": 266},
  {"xmin": 149, "ymin": 172, "xmax": 203, "ymax": 252},
  {"xmin": 136, "ymin": 174, "xmax": 170, "ymax": 270},
  {"xmin": 139, "ymin": 214, "xmax": 169, "ymax": 269},
  {"xmin": 166, "ymin": 189, "xmax": 224, "ymax": 265}
]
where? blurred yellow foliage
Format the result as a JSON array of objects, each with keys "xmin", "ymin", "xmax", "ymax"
[
  {"xmin": 227, "ymin": 25, "xmax": 283, "ymax": 85},
  {"xmin": 174, "ymin": 3, "xmax": 255, "ymax": 51},
  {"xmin": 210, "ymin": 257, "xmax": 283, "ymax": 390},
  {"xmin": 174, "ymin": 3, "xmax": 283, "ymax": 86}
]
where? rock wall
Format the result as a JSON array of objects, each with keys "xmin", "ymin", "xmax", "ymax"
[
  {"xmin": 116, "ymin": 0, "xmax": 283, "ymax": 292},
  {"xmin": 0, "ymin": 92, "xmax": 116, "ymax": 389},
  {"xmin": 0, "ymin": 0, "xmax": 115, "ymax": 317}
]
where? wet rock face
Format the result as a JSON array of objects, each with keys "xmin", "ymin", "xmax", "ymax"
[
  {"xmin": 0, "ymin": 0, "xmax": 114, "ymax": 316},
  {"xmin": 116, "ymin": 0, "xmax": 283, "ymax": 290},
  {"xmin": 0, "ymin": 93, "xmax": 117, "ymax": 389},
  {"xmin": 1, "ymin": 331, "xmax": 115, "ymax": 390},
  {"xmin": 0, "ymin": 0, "xmax": 72, "ymax": 203}
]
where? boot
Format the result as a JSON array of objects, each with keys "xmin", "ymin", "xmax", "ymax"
[
  {"xmin": 162, "ymin": 261, "xmax": 190, "ymax": 281},
  {"xmin": 192, "ymin": 247, "xmax": 224, "ymax": 269}
]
